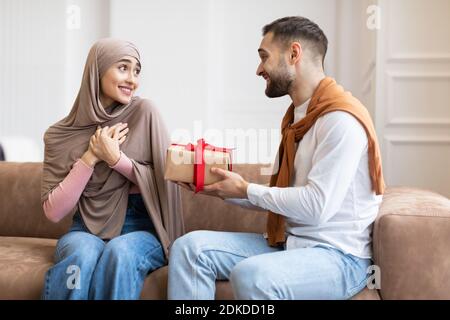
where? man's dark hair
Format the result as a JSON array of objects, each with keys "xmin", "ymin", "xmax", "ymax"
[{"xmin": 263, "ymin": 16, "xmax": 328, "ymax": 67}]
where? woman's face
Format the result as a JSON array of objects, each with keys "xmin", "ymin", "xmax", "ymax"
[{"xmin": 100, "ymin": 55, "xmax": 141, "ymax": 108}]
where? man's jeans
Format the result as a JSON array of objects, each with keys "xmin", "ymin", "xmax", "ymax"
[
  {"xmin": 42, "ymin": 194, "xmax": 165, "ymax": 300},
  {"xmin": 168, "ymin": 230, "xmax": 371, "ymax": 299}
]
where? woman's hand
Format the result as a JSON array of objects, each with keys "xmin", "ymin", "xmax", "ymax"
[
  {"xmin": 81, "ymin": 132, "xmax": 103, "ymax": 168},
  {"xmin": 90, "ymin": 123, "xmax": 129, "ymax": 166},
  {"xmin": 81, "ymin": 148, "xmax": 100, "ymax": 168}
]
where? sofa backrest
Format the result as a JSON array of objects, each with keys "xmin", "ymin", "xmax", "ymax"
[
  {"xmin": 0, "ymin": 162, "xmax": 72, "ymax": 238},
  {"xmin": 181, "ymin": 164, "xmax": 271, "ymax": 234},
  {"xmin": 0, "ymin": 162, "xmax": 272, "ymax": 239}
]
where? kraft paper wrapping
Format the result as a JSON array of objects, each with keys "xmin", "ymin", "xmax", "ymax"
[{"xmin": 164, "ymin": 144, "xmax": 231, "ymax": 185}]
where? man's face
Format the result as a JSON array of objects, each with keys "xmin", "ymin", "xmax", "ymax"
[{"xmin": 256, "ymin": 32, "xmax": 295, "ymax": 98}]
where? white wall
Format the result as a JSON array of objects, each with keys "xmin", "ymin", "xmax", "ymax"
[
  {"xmin": 0, "ymin": 0, "xmax": 109, "ymax": 161},
  {"xmin": 64, "ymin": 0, "xmax": 110, "ymax": 114},
  {"xmin": 335, "ymin": 0, "xmax": 378, "ymax": 118},
  {"xmin": 0, "ymin": 0, "xmax": 391, "ymax": 165},
  {"xmin": 375, "ymin": 0, "xmax": 450, "ymax": 197},
  {"xmin": 3, "ymin": 0, "xmax": 447, "ymax": 197},
  {"xmin": 0, "ymin": 0, "xmax": 66, "ymax": 161},
  {"xmin": 109, "ymin": 0, "xmax": 343, "ymax": 163}
]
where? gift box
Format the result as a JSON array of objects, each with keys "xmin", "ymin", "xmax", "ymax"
[{"xmin": 164, "ymin": 139, "xmax": 233, "ymax": 192}]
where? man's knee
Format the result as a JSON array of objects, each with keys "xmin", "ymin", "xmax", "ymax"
[
  {"xmin": 230, "ymin": 257, "xmax": 259, "ymax": 287},
  {"xmin": 170, "ymin": 230, "xmax": 216, "ymax": 260},
  {"xmin": 230, "ymin": 257, "xmax": 278, "ymax": 299}
]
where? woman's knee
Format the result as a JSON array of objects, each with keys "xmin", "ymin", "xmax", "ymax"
[
  {"xmin": 55, "ymin": 231, "xmax": 105, "ymax": 263},
  {"xmin": 102, "ymin": 236, "xmax": 133, "ymax": 263},
  {"xmin": 102, "ymin": 231, "xmax": 157, "ymax": 262}
]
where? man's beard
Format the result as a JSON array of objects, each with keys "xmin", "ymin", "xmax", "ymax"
[{"xmin": 265, "ymin": 61, "xmax": 295, "ymax": 98}]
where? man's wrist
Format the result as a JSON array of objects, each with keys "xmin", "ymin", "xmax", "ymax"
[
  {"xmin": 240, "ymin": 180, "xmax": 250, "ymax": 199},
  {"xmin": 246, "ymin": 183, "xmax": 271, "ymax": 207}
]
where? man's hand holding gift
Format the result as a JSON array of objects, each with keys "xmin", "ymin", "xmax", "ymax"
[
  {"xmin": 178, "ymin": 168, "xmax": 249, "ymax": 200},
  {"xmin": 164, "ymin": 138, "xmax": 249, "ymax": 199}
]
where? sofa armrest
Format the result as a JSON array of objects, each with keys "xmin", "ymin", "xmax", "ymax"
[{"xmin": 373, "ymin": 187, "xmax": 450, "ymax": 299}]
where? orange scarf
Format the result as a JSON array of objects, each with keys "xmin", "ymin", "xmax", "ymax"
[{"xmin": 266, "ymin": 77, "xmax": 385, "ymax": 246}]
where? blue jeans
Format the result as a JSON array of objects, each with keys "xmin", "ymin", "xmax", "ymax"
[
  {"xmin": 42, "ymin": 194, "xmax": 165, "ymax": 300},
  {"xmin": 167, "ymin": 230, "xmax": 372, "ymax": 300}
]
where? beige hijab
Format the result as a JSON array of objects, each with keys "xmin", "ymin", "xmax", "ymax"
[{"xmin": 41, "ymin": 38, "xmax": 184, "ymax": 257}]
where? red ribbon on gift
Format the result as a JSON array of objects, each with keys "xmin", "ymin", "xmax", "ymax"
[{"xmin": 171, "ymin": 139, "xmax": 233, "ymax": 193}]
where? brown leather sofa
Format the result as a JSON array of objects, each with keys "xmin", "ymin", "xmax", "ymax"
[{"xmin": 0, "ymin": 162, "xmax": 449, "ymax": 300}]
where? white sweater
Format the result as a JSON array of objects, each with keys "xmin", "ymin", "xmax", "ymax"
[{"xmin": 227, "ymin": 99, "xmax": 382, "ymax": 258}]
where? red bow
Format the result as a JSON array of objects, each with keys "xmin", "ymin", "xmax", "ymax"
[{"xmin": 171, "ymin": 139, "xmax": 233, "ymax": 193}]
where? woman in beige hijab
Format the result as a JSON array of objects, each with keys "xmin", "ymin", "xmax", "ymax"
[{"xmin": 41, "ymin": 38, "xmax": 184, "ymax": 300}]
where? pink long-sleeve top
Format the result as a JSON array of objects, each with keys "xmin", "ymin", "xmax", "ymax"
[{"xmin": 43, "ymin": 152, "xmax": 140, "ymax": 223}]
